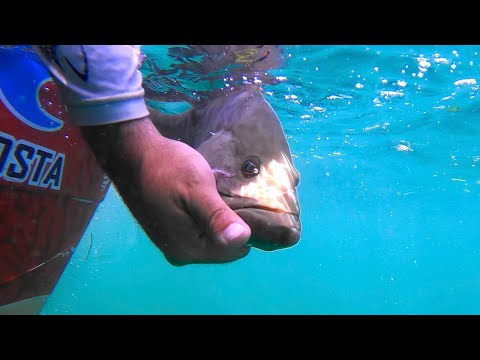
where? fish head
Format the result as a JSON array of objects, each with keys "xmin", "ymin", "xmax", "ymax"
[{"xmin": 196, "ymin": 86, "xmax": 301, "ymax": 251}]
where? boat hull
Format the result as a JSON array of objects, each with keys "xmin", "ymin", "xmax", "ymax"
[{"xmin": 0, "ymin": 46, "xmax": 110, "ymax": 314}]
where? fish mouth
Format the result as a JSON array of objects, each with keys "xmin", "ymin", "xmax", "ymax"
[
  {"xmin": 235, "ymin": 207, "xmax": 301, "ymax": 251},
  {"xmin": 220, "ymin": 194, "xmax": 301, "ymax": 251}
]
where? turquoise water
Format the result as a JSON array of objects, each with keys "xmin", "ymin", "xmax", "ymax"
[{"xmin": 41, "ymin": 45, "xmax": 480, "ymax": 314}]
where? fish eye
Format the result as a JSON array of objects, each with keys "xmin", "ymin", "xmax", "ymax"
[{"xmin": 242, "ymin": 160, "xmax": 259, "ymax": 178}]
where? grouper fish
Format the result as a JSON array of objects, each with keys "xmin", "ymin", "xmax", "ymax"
[{"xmin": 148, "ymin": 85, "xmax": 301, "ymax": 251}]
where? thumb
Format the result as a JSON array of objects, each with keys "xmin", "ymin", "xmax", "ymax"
[{"xmin": 188, "ymin": 189, "xmax": 251, "ymax": 248}]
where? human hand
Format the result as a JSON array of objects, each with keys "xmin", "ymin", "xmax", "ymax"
[{"xmin": 81, "ymin": 117, "xmax": 252, "ymax": 266}]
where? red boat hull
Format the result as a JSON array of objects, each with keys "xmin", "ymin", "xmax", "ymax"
[{"xmin": 0, "ymin": 46, "xmax": 110, "ymax": 313}]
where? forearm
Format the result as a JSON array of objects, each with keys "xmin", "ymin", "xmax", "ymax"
[{"xmin": 80, "ymin": 116, "xmax": 165, "ymax": 201}]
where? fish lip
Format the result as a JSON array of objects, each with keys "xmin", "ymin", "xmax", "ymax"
[
  {"xmin": 233, "ymin": 205, "xmax": 300, "ymax": 218},
  {"xmin": 219, "ymin": 193, "xmax": 300, "ymax": 218},
  {"xmin": 220, "ymin": 194, "xmax": 301, "ymax": 251}
]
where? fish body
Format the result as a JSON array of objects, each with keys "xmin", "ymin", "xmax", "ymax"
[{"xmin": 148, "ymin": 85, "xmax": 301, "ymax": 250}]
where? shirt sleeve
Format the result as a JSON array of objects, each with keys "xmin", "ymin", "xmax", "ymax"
[{"xmin": 33, "ymin": 45, "xmax": 150, "ymax": 126}]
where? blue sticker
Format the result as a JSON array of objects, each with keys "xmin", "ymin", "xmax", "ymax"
[{"xmin": 0, "ymin": 47, "xmax": 63, "ymax": 132}]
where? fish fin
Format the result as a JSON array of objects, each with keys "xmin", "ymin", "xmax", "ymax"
[{"xmin": 212, "ymin": 168, "xmax": 235, "ymax": 179}]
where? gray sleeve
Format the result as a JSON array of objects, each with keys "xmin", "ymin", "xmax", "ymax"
[{"xmin": 33, "ymin": 45, "xmax": 150, "ymax": 126}]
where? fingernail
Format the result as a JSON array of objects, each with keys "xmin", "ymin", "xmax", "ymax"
[{"xmin": 222, "ymin": 222, "xmax": 249, "ymax": 243}]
